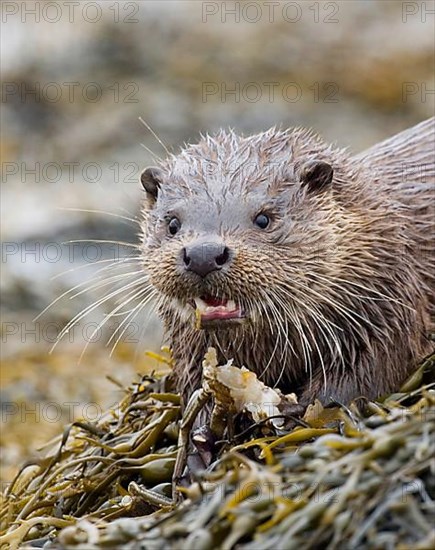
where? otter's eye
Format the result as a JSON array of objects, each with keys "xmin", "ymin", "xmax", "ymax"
[
  {"xmin": 254, "ymin": 213, "xmax": 270, "ymax": 229},
  {"xmin": 168, "ymin": 217, "xmax": 181, "ymax": 235}
]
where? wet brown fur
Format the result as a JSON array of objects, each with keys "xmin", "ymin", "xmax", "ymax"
[{"xmin": 140, "ymin": 118, "xmax": 435, "ymax": 406}]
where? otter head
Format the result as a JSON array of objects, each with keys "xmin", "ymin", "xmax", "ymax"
[{"xmin": 140, "ymin": 129, "xmax": 339, "ymax": 332}]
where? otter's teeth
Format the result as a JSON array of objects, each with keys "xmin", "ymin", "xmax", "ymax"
[
  {"xmin": 226, "ymin": 300, "xmax": 236, "ymax": 311},
  {"xmin": 194, "ymin": 297, "xmax": 208, "ymax": 312},
  {"xmin": 193, "ymin": 296, "xmax": 244, "ymax": 324},
  {"xmin": 194, "ymin": 297, "xmax": 238, "ymax": 313}
]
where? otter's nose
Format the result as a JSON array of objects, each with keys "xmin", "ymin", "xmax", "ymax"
[{"xmin": 182, "ymin": 241, "xmax": 231, "ymax": 278}]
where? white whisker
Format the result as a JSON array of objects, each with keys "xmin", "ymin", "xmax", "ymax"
[
  {"xmin": 138, "ymin": 117, "xmax": 170, "ymax": 156},
  {"xmin": 51, "ymin": 277, "xmax": 150, "ymax": 352},
  {"xmin": 50, "ymin": 255, "xmax": 142, "ymax": 281},
  {"xmin": 78, "ymin": 283, "xmax": 152, "ymax": 362},
  {"xmin": 57, "ymin": 207, "xmax": 139, "ymax": 225}
]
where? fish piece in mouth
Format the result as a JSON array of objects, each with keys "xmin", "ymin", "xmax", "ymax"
[{"xmin": 193, "ymin": 295, "xmax": 245, "ymax": 327}]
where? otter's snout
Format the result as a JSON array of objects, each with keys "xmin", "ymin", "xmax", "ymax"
[{"xmin": 182, "ymin": 240, "xmax": 231, "ymax": 278}]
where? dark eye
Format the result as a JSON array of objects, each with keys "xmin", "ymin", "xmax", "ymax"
[
  {"xmin": 168, "ymin": 217, "xmax": 181, "ymax": 235},
  {"xmin": 254, "ymin": 213, "xmax": 270, "ymax": 229}
]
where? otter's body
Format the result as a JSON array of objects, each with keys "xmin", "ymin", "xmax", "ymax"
[{"xmin": 140, "ymin": 118, "xmax": 434, "ymax": 406}]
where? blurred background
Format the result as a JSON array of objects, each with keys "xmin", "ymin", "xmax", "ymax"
[{"xmin": 1, "ymin": 0, "xmax": 434, "ymax": 482}]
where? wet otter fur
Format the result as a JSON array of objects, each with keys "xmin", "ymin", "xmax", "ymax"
[{"xmin": 140, "ymin": 118, "xmax": 434, "ymax": 407}]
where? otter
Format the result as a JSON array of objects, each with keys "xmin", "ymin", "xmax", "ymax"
[{"xmin": 139, "ymin": 118, "xmax": 434, "ymax": 407}]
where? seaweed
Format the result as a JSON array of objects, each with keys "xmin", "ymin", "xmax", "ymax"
[{"xmin": 1, "ymin": 352, "xmax": 434, "ymax": 550}]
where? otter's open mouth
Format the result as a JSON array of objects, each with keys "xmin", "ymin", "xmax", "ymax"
[{"xmin": 193, "ymin": 296, "xmax": 246, "ymax": 328}]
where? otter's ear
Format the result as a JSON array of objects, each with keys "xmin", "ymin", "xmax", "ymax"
[
  {"xmin": 140, "ymin": 167, "xmax": 163, "ymax": 204},
  {"xmin": 299, "ymin": 160, "xmax": 333, "ymax": 193}
]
